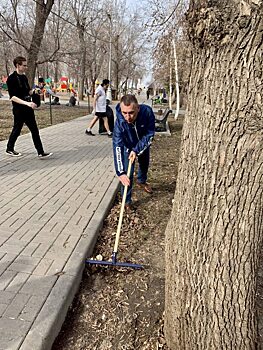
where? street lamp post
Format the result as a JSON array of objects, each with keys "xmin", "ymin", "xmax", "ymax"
[{"xmin": 106, "ymin": 13, "xmax": 112, "ymax": 102}]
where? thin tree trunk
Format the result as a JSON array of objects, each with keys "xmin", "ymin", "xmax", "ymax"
[
  {"xmin": 77, "ymin": 24, "xmax": 86, "ymax": 101},
  {"xmin": 172, "ymin": 38, "xmax": 180, "ymax": 120},
  {"xmin": 169, "ymin": 48, "xmax": 173, "ymax": 111},
  {"xmin": 54, "ymin": 61, "xmax": 59, "ymax": 85},
  {"xmin": 115, "ymin": 34, "xmax": 120, "ymax": 99},
  {"xmin": 165, "ymin": 1, "xmax": 263, "ymax": 349}
]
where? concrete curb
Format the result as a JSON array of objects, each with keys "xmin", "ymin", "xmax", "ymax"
[{"xmin": 19, "ymin": 178, "xmax": 120, "ymax": 350}]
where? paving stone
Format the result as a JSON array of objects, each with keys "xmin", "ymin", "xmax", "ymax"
[
  {"xmin": 46, "ymin": 258, "xmax": 67, "ymax": 276},
  {"xmin": 30, "ymin": 231, "xmax": 58, "ymax": 244},
  {"xmin": 3, "ymin": 292, "xmax": 31, "ymax": 318},
  {"xmin": 0, "ymin": 235, "xmax": 10, "ymax": 246},
  {"xmin": 8, "ymin": 255, "xmax": 40, "ymax": 273},
  {"xmin": 20, "ymin": 274, "xmax": 57, "ymax": 296},
  {"xmin": 12, "ymin": 227, "xmax": 31, "ymax": 240},
  {"xmin": 0, "ymin": 317, "xmax": 31, "ymax": 350},
  {"xmin": 31, "ymin": 242, "xmax": 51, "ymax": 258},
  {"xmin": 6, "ymin": 272, "xmax": 30, "ymax": 293},
  {"xmin": 14, "ymin": 255, "xmax": 40, "ymax": 266},
  {"xmin": 7, "ymin": 261, "xmax": 28, "ymax": 273},
  {"xmin": 18, "ymin": 227, "xmax": 44, "ymax": 242},
  {"xmin": 21, "ymin": 242, "xmax": 40, "ymax": 256},
  {"xmin": 0, "ymin": 240, "xmax": 26, "ymax": 255},
  {"xmin": 33, "ymin": 258, "xmax": 53, "ymax": 276},
  {"xmin": 44, "ymin": 248, "xmax": 71, "ymax": 261},
  {"xmin": 0, "ymin": 303, "xmax": 8, "ymax": 316},
  {"xmin": 0, "ymin": 229, "xmax": 15, "ymax": 237},
  {"xmin": 0, "ymin": 253, "xmax": 18, "ymax": 263},
  {"xmin": 0, "ymin": 290, "xmax": 16, "ymax": 304},
  {"xmin": 0, "ymin": 270, "xmax": 17, "ymax": 290},
  {"xmin": 0, "ymin": 253, "xmax": 18, "ymax": 275},
  {"xmin": 20, "ymin": 295, "xmax": 46, "ymax": 322},
  {"xmin": 0, "ymin": 217, "xmax": 27, "ymax": 231}
]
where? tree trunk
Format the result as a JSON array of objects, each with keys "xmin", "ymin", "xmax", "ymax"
[
  {"xmin": 3, "ymin": 44, "xmax": 9, "ymax": 76},
  {"xmin": 54, "ymin": 61, "xmax": 59, "ymax": 85},
  {"xmin": 77, "ymin": 24, "xmax": 86, "ymax": 101},
  {"xmin": 165, "ymin": 1, "xmax": 263, "ymax": 349},
  {"xmin": 172, "ymin": 38, "xmax": 180, "ymax": 120},
  {"xmin": 112, "ymin": 34, "xmax": 120, "ymax": 100},
  {"xmin": 27, "ymin": 0, "xmax": 54, "ymax": 86}
]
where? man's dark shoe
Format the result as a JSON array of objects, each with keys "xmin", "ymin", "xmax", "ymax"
[
  {"xmin": 85, "ymin": 129, "xmax": 95, "ymax": 136},
  {"xmin": 38, "ymin": 152, "xmax": 53, "ymax": 159},
  {"xmin": 6, "ymin": 150, "xmax": 22, "ymax": 157},
  {"xmin": 108, "ymin": 133, "xmax": 112, "ymax": 138},
  {"xmin": 137, "ymin": 182, "xmax": 153, "ymax": 193},
  {"xmin": 124, "ymin": 203, "xmax": 134, "ymax": 213}
]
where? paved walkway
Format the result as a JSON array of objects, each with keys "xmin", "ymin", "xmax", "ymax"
[{"xmin": 0, "ymin": 114, "xmax": 119, "ymax": 350}]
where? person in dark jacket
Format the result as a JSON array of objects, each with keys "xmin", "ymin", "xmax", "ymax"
[
  {"xmin": 99, "ymin": 99, "xmax": 114, "ymax": 133},
  {"xmin": 6, "ymin": 56, "xmax": 52, "ymax": 158},
  {"xmin": 66, "ymin": 94, "xmax": 76, "ymax": 106},
  {"xmin": 113, "ymin": 94, "xmax": 155, "ymax": 209}
]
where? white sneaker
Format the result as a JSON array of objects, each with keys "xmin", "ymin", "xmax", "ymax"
[{"xmin": 38, "ymin": 152, "xmax": 53, "ymax": 159}]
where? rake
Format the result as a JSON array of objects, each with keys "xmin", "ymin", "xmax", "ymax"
[{"xmin": 86, "ymin": 158, "xmax": 143, "ymax": 269}]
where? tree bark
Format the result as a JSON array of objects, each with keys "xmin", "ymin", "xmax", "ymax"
[
  {"xmin": 165, "ymin": 1, "xmax": 263, "ymax": 349},
  {"xmin": 27, "ymin": 0, "xmax": 54, "ymax": 86}
]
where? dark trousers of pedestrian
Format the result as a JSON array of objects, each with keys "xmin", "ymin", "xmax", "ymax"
[
  {"xmin": 121, "ymin": 148, "xmax": 150, "ymax": 204},
  {"xmin": 7, "ymin": 108, "xmax": 44, "ymax": 155}
]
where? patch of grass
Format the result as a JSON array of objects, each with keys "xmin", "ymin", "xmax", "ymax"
[{"xmin": 0, "ymin": 100, "xmax": 91, "ymax": 141}]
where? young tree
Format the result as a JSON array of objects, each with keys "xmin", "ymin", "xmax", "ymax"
[{"xmin": 165, "ymin": 0, "xmax": 263, "ymax": 349}]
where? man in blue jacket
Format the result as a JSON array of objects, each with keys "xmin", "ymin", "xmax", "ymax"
[{"xmin": 113, "ymin": 94, "xmax": 155, "ymax": 209}]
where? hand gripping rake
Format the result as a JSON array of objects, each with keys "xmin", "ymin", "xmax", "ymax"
[{"xmin": 86, "ymin": 159, "xmax": 143, "ymax": 269}]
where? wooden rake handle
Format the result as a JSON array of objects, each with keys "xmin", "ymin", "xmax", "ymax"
[{"xmin": 113, "ymin": 159, "xmax": 132, "ymax": 253}]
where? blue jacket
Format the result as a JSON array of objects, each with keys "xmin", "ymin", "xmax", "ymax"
[{"xmin": 113, "ymin": 103, "xmax": 155, "ymax": 176}]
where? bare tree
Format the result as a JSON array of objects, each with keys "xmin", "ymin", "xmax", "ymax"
[
  {"xmin": 0, "ymin": 0, "xmax": 55, "ymax": 85},
  {"xmin": 37, "ymin": 0, "xmax": 70, "ymax": 82},
  {"xmin": 165, "ymin": 1, "xmax": 263, "ymax": 349},
  {"xmin": 69, "ymin": 0, "xmax": 94, "ymax": 100},
  {"xmin": 147, "ymin": 0, "xmax": 190, "ymax": 105},
  {"xmin": 108, "ymin": 2, "xmax": 149, "ymax": 96},
  {"xmin": 0, "ymin": 0, "xmax": 154, "ymax": 97}
]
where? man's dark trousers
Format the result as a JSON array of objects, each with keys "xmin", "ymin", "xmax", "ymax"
[
  {"xmin": 7, "ymin": 108, "xmax": 44, "ymax": 154},
  {"xmin": 121, "ymin": 148, "xmax": 150, "ymax": 204}
]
